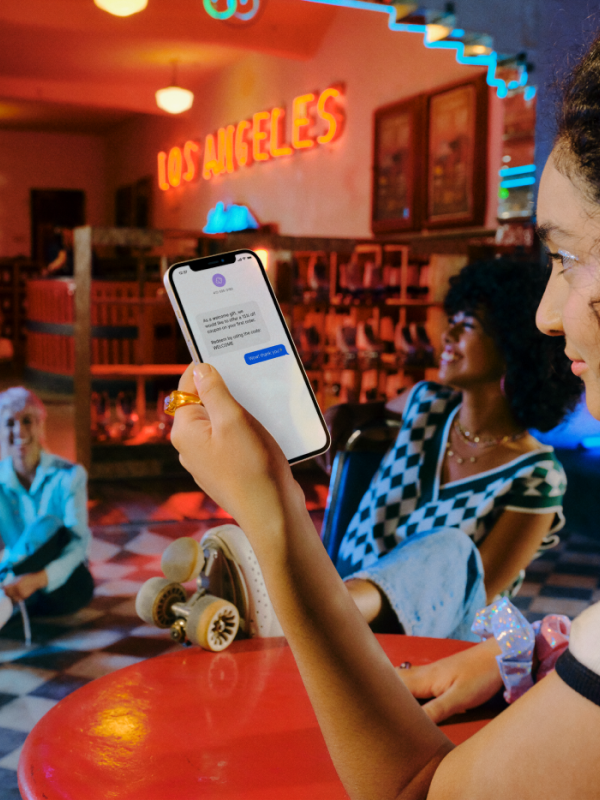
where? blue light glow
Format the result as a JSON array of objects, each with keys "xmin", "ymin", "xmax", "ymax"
[
  {"xmin": 524, "ymin": 86, "xmax": 537, "ymax": 101},
  {"xmin": 499, "ymin": 176, "xmax": 536, "ymax": 189},
  {"xmin": 300, "ymin": 0, "xmax": 531, "ymax": 98},
  {"xmin": 203, "ymin": 202, "xmax": 259, "ymax": 234},
  {"xmin": 499, "ymin": 164, "xmax": 536, "ymax": 177}
]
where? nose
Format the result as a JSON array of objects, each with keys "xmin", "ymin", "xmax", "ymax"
[
  {"xmin": 442, "ymin": 321, "xmax": 459, "ymax": 344},
  {"xmin": 536, "ymin": 270, "xmax": 565, "ymax": 337}
]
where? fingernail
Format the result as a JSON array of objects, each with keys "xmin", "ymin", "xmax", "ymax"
[{"xmin": 193, "ymin": 363, "xmax": 212, "ymax": 380}]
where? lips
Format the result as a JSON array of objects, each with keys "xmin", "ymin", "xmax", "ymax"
[
  {"xmin": 440, "ymin": 350, "xmax": 460, "ymax": 363},
  {"xmin": 565, "ymin": 350, "xmax": 588, "ymax": 377}
]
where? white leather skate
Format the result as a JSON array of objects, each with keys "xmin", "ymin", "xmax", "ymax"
[{"xmin": 135, "ymin": 524, "xmax": 283, "ymax": 653}]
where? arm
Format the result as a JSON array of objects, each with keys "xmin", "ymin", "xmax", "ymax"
[
  {"xmin": 171, "ymin": 364, "xmax": 453, "ymax": 800},
  {"xmin": 397, "ymin": 636, "xmax": 503, "ymax": 724},
  {"xmin": 478, "ymin": 510, "xmax": 554, "ymax": 602},
  {"xmin": 43, "ymin": 465, "xmax": 90, "ymax": 593}
]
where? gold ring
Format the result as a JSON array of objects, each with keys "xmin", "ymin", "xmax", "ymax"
[{"xmin": 164, "ymin": 390, "xmax": 203, "ymax": 416}]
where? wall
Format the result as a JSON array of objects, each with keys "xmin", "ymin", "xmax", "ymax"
[
  {"xmin": 0, "ymin": 129, "xmax": 108, "ymax": 258},
  {"xmin": 107, "ymin": 6, "xmax": 499, "ymax": 238}
]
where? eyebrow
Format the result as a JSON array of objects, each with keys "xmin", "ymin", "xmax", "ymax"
[{"xmin": 535, "ymin": 222, "xmax": 575, "ymax": 244}]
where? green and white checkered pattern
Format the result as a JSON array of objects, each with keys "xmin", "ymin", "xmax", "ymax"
[{"xmin": 336, "ymin": 382, "xmax": 567, "ymax": 578}]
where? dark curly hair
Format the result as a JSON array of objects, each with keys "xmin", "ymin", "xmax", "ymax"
[
  {"xmin": 555, "ymin": 33, "xmax": 600, "ymax": 201},
  {"xmin": 444, "ymin": 258, "xmax": 582, "ymax": 432}
]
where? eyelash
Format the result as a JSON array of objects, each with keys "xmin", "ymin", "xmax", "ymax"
[
  {"xmin": 547, "ymin": 250, "xmax": 580, "ymax": 277},
  {"xmin": 547, "ymin": 251, "xmax": 568, "ymax": 276},
  {"xmin": 448, "ymin": 318, "xmax": 475, "ymax": 330}
]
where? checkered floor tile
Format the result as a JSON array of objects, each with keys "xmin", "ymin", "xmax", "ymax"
[{"xmin": 0, "ymin": 472, "xmax": 598, "ymax": 799}]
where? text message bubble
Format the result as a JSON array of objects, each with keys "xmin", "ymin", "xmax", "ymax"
[
  {"xmin": 197, "ymin": 301, "xmax": 269, "ymax": 356},
  {"xmin": 244, "ymin": 344, "xmax": 289, "ymax": 365}
]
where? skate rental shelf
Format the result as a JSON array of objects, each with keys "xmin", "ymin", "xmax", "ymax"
[
  {"xmin": 18, "ymin": 634, "xmax": 502, "ymax": 800},
  {"xmin": 24, "ymin": 225, "xmax": 498, "ymax": 479}
]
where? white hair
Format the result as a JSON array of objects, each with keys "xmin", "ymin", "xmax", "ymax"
[{"xmin": 0, "ymin": 387, "xmax": 47, "ymax": 421}]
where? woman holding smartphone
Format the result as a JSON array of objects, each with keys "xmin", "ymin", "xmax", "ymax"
[{"xmin": 168, "ymin": 33, "xmax": 600, "ymax": 800}]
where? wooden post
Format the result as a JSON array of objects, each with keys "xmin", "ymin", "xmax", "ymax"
[{"xmin": 74, "ymin": 226, "xmax": 92, "ymax": 471}]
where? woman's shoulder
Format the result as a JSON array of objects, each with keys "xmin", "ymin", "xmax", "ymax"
[{"xmin": 386, "ymin": 380, "xmax": 460, "ymax": 417}]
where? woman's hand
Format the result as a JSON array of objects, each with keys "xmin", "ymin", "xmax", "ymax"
[
  {"xmin": 3, "ymin": 570, "xmax": 48, "ymax": 602},
  {"xmin": 397, "ymin": 636, "xmax": 503, "ymax": 723},
  {"xmin": 170, "ymin": 363, "xmax": 302, "ymax": 538}
]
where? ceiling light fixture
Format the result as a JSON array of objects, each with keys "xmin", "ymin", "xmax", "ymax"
[
  {"xmin": 155, "ymin": 62, "xmax": 194, "ymax": 114},
  {"xmin": 94, "ymin": 0, "xmax": 148, "ymax": 16}
]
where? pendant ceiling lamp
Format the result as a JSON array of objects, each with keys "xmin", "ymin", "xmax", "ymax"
[
  {"xmin": 155, "ymin": 62, "xmax": 194, "ymax": 114},
  {"xmin": 94, "ymin": 0, "xmax": 148, "ymax": 16}
]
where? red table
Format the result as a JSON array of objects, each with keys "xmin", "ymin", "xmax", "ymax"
[{"xmin": 19, "ymin": 635, "xmax": 499, "ymax": 800}]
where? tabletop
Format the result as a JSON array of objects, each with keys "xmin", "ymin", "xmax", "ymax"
[{"xmin": 18, "ymin": 634, "xmax": 502, "ymax": 800}]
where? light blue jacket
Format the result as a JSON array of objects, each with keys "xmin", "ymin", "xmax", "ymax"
[{"xmin": 0, "ymin": 451, "xmax": 91, "ymax": 593}]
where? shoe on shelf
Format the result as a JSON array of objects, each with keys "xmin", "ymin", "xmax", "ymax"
[
  {"xmin": 416, "ymin": 324, "xmax": 436, "ymax": 366},
  {"xmin": 0, "ymin": 590, "xmax": 13, "ymax": 632},
  {"xmin": 394, "ymin": 322, "xmax": 417, "ymax": 367}
]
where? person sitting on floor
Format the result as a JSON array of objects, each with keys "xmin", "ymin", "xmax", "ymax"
[
  {"xmin": 0, "ymin": 388, "xmax": 93, "ymax": 627},
  {"xmin": 332, "ymin": 258, "xmax": 581, "ymax": 639}
]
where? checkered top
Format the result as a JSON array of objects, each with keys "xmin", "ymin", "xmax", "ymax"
[{"xmin": 336, "ymin": 381, "xmax": 567, "ymax": 578}]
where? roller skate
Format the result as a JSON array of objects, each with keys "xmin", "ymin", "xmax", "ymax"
[{"xmin": 135, "ymin": 524, "xmax": 283, "ymax": 653}]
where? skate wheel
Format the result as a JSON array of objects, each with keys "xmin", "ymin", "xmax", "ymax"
[
  {"xmin": 187, "ymin": 594, "xmax": 239, "ymax": 652},
  {"xmin": 135, "ymin": 577, "xmax": 186, "ymax": 628},
  {"xmin": 161, "ymin": 537, "xmax": 205, "ymax": 583}
]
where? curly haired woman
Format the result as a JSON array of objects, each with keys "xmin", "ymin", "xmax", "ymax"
[{"xmin": 336, "ymin": 258, "xmax": 580, "ymax": 639}]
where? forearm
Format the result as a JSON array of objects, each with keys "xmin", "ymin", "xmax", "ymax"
[{"xmin": 244, "ymin": 482, "xmax": 454, "ymax": 800}]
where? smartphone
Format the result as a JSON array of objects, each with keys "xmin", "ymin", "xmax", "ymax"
[{"xmin": 164, "ymin": 249, "xmax": 331, "ymax": 464}]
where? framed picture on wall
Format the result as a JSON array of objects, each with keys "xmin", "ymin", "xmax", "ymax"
[
  {"xmin": 371, "ymin": 96, "xmax": 425, "ymax": 233},
  {"xmin": 425, "ymin": 75, "xmax": 488, "ymax": 228}
]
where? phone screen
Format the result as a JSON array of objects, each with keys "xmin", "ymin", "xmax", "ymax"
[{"xmin": 167, "ymin": 250, "xmax": 330, "ymax": 463}]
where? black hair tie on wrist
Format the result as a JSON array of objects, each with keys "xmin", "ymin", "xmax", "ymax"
[{"xmin": 555, "ymin": 648, "xmax": 600, "ymax": 707}]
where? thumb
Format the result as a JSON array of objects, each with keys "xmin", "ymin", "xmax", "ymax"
[
  {"xmin": 421, "ymin": 687, "xmax": 464, "ymax": 725},
  {"xmin": 191, "ymin": 363, "xmax": 241, "ymax": 423}
]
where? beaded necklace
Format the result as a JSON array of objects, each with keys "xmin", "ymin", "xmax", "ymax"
[{"xmin": 446, "ymin": 417, "xmax": 527, "ymax": 465}]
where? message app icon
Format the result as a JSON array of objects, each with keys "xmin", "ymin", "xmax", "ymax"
[{"xmin": 212, "ymin": 273, "xmax": 226, "ymax": 287}]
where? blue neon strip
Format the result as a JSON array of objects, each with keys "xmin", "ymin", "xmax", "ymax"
[
  {"xmin": 300, "ymin": 0, "xmax": 531, "ymax": 98},
  {"xmin": 500, "ymin": 176, "xmax": 536, "ymax": 189},
  {"xmin": 499, "ymin": 164, "xmax": 536, "ymax": 177},
  {"xmin": 523, "ymin": 86, "xmax": 536, "ymax": 101}
]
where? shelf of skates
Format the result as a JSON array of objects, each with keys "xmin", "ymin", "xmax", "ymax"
[
  {"xmin": 24, "ymin": 227, "xmax": 443, "ymax": 472},
  {"xmin": 280, "ymin": 245, "xmax": 441, "ymax": 406}
]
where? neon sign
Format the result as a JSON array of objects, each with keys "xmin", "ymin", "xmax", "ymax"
[
  {"xmin": 203, "ymin": 0, "xmax": 260, "ymax": 22},
  {"xmin": 157, "ymin": 85, "xmax": 345, "ymax": 191},
  {"xmin": 203, "ymin": 202, "xmax": 260, "ymax": 233}
]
